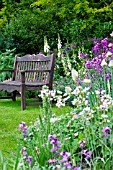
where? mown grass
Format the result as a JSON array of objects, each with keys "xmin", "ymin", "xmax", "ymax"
[{"xmin": 0, "ymin": 98, "xmax": 72, "ymax": 159}]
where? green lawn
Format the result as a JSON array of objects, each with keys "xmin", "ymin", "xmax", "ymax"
[{"xmin": 0, "ymin": 98, "xmax": 72, "ymax": 158}]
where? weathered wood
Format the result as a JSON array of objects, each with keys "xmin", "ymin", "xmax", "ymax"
[
  {"xmin": 0, "ymin": 53, "xmax": 55, "ymax": 110},
  {"xmin": 12, "ymin": 91, "xmax": 16, "ymax": 101},
  {"xmin": 21, "ymin": 71, "xmax": 26, "ymax": 110}
]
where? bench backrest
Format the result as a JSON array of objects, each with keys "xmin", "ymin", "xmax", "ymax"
[{"xmin": 13, "ymin": 53, "xmax": 55, "ymax": 89}]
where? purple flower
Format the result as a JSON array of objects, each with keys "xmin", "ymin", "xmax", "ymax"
[
  {"xmin": 47, "ymin": 159, "xmax": 58, "ymax": 164},
  {"xmin": 28, "ymin": 156, "xmax": 32, "ymax": 166},
  {"xmin": 101, "ymin": 37, "xmax": 108, "ymax": 48},
  {"xmin": 50, "ymin": 139, "xmax": 61, "ymax": 145},
  {"xmin": 21, "ymin": 147, "xmax": 26, "ymax": 151},
  {"xmin": 64, "ymin": 162, "xmax": 72, "ymax": 168},
  {"xmin": 60, "ymin": 151, "xmax": 70, "ymax": 162},
  {"xmin": 60, "ymin": 156, "xmax": 68, "ymax": 163},
  {"xmin": 93, "ymin": 43, "xmax": 100, "ymax": 53},
  {"xmin": 61, "ymin": 52, "xmax": 66, "ymax": 56},
  {"xmin": 48, "ymin": 134, "xmax": 56, "ymax": 140},
  {"xmin": 56, "ymin": 151, "xmax": 60, "ymax": 155},
  {"xmin": 79, "ymin": 149, "xmax": 92, "ymax": 160},
  {"xmin": 66, "ymin": 46, "xmax": 71, "ymax": 52},
  {"xmin": 72, "ymin": 166, "xmax": 79, "ymax": 170},
  {"xmin": 105, "ymin": 73, "xmax": 111, "ymax": 80},
  {"xmin": 85, "ymin": 61, "xmax": 92, "ymax": 69},
  {"xmin": 102, "ymin": 126, "xmax": 111, "ymax": 133},
  {"xmin": 80, "ymin": 52, "xmax": 85, "ymax": 57},
  {"xmin": 109, "ymin": 47, "xmax": 113, "ymax": 53},
  {"xmin": 72, "ymin": 44, "xmax": 76, "ymax": 48},
  {"xmin": 50, "ymin": 145, "xmax": 60, "ymax": 152},
  {"xmin": 80, "ymin": 140, "xmax": 86, "ymax": 148},
  {"xmin": 53, "ymin": 165, "xmax": 61, "ymax": 169},
  {"xmin": 18, "ymin": 163, "xmax": 23, "ymax": 167},
  {"xmin": 22, "ymin": 133, "xmax": 26, "ymax": 137},
  {"xmin": 23, "ymin": 127, "xmax": 28, "ymax": 133},
  {"xmin": 18, "ymin": 122, "xmax": 26, "ymax": 130},
  {"xmin": 23, "ymin": 151, "xmax": 27, "ymax": 156}
]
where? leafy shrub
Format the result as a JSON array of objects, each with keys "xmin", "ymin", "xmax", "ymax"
[{"xmin": 0, "ymin": 48, "xmax": 16, "ymax": 81}]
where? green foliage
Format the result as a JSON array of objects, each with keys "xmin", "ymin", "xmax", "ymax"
[
  {"xmin": 0, "ymin": 0, "xmax": 113, "ymax": 55},
  {"xmin": 0, "ymin": 48, "xmax": 16, "ymax": 81}
]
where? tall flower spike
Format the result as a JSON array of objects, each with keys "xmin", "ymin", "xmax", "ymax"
[
  {"xmin": 71, "ymin": 69, "xmax": 78, "ymax": 82},
  {"xmin": 57, "ymin": 33, "xmax": 62, "ymax": 57},
  {"xmin": 44, "ymin": 36, "xmax": 50, "ymax": 53}
]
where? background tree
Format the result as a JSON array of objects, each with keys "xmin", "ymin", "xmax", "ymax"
[{"xmin": 0, "ymin": 0, "xmax": 113, "ymax": 54}]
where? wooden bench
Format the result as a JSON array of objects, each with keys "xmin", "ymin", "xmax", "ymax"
[{"xmin": 0, "ymin": 53, "xmax": 55, "ymax": 110}]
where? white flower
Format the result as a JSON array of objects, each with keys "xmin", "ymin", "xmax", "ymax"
[
  {"xmin": 72, "ymin": 99, "xmax": 77, "ymax": 105},
  {"xmin": 57, "ymin": 90, "xmax": 62, "ymax": 94},
  {"xmin": 65, "ymin": 86, "xmax": 72, "ymax": 94},
  {"xmin": 74, "ymin": 132, "xmax": 78, "ymax": 137},
  {"xmin": 110, "ymin": 31, "xmax": 113, "ymax": 37},
  {"xmin": 101, "ymin": 114, "xmax": 108, "ymax": 118},
  {"xmin": 83, "ymin": 79, "xmax": 91, "ymax": 84},
  {"xmin": 108, "ymin": 43, "xmax": 113, "ymax": 48},
  {"xmin": 101, "ymin": 59, "xmax": 107, "ymax": 67},
  {"xmin": 50, "ymin": 118, "xmax": 61, "ymax": 123},
  {"xmin": 108, "ymin": 60, "xmax": 113, "ymax": 68},
  {"xmin": 106, "ymin": 51, "xmax": 112, "ymax": 58},
  {"xmin": 44, "ymin": 36, "xmax": 50, "ymax": 52},
  {"xmin": 57, "ymin": 33, "xmax": 62, "ymax": 58},
  {"xmin": 71, "ymin": 69, "xmax": 78, "ymax": 81},
  {"xmin": 58, "ymin": 51, "xmax": 61, "ymax": 58}
]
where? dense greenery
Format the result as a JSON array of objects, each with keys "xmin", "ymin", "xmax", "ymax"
[{"xmin": 0, "ymin": 0, "xmax": 113, "ymax": 54}]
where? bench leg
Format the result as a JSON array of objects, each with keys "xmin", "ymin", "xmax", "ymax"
[
  {"xmin": 21, "ymin": 85, "xmax": 26, "ymax": 110},
  {"xmin": 12, "ymin": 91, "xmax": 16, "ymax": 101}
]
